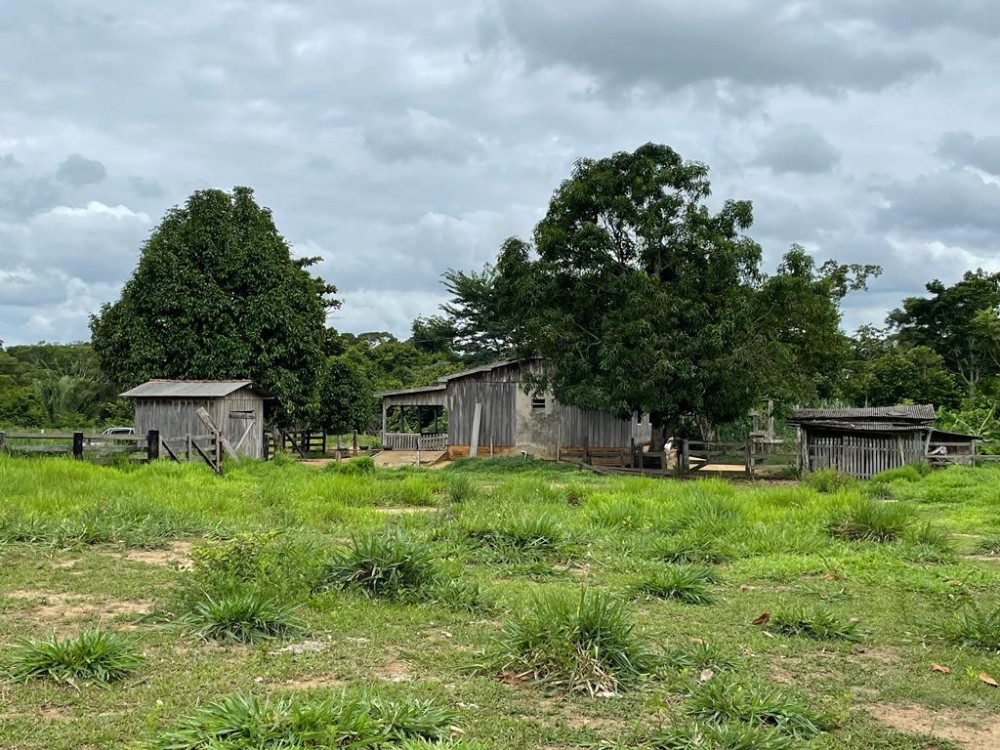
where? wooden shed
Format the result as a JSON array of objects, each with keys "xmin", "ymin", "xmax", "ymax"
[
  {"xmin": 121, "ymin": 380, "xmax": 272, "ymax": 460},
  {"xmin": 378, "ymin": 359, "xmax": 651, "ymax": 460},
  {"xmin": 789, "ymin": 405, "xmax": 937, "ymax": 479}
]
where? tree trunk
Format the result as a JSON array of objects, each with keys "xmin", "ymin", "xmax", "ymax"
[{"xmin": 649, "ymin": 412, "xmax": 669, "ymax": 453}]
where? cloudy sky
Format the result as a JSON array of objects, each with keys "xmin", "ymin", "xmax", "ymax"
[{"xmin": 2, "ymin": 1, "xmax": 999, "ymax": 346}]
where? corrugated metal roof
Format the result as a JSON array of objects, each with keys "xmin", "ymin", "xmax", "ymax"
[
  {"xmin": 797, "ymin": 420, "xmax": 929, "ymax": 433},
  {"xmin": 120, "ymin": 380, "xmax": 273, "ymax": 399},
  {"xmin": 375, "ymin": 384, "xmax": 447, "ymax": 398},
  {"xmin": 789, "ymin": 405, "xmax": 935, "ymax": 422},
  {"xmin": 436, "ymin": 358, "xmax": 529, "ymax": 383}
]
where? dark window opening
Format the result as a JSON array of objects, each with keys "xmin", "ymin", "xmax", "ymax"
[{"xmin": 532, "ymin": 397, "xmax": 546, "ymax": 411}]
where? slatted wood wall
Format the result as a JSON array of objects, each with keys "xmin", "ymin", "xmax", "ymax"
[{"xmin": 805, "ymin": 429, "xmax": 925, "ymax": 479}]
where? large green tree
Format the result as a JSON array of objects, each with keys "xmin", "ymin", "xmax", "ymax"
[
  {"xmin": 318, "ymin": 355, "xmax": 376, "ymax": 437},
  {"xmin": 90, "ymin": 187, "xmax": 338, "ymax": 423},
  {"xmin": 752, "ymin": 244, "xmax": 880, "ymax": 403},
  {"xmin": 493, "ymin": 143, "xmax": 764, "ymax": 448},
  {"xmin": 888, "ymin": 270, "xmax": 1000, "ymax": 396}
]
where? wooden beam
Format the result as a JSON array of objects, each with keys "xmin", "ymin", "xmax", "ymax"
[
  {"xmin": 470, "ymin": 402, "xmax": 482, "ymax": 458},
  {"xmin": 196, "ymin": 406, "xmax": 240, "ymax": 461}
]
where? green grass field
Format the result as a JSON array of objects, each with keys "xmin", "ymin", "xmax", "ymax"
[{"xmin": 2, "ymin": 455, "xmax": 1000, "ymax": 749}]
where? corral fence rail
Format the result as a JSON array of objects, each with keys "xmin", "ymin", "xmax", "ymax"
[
  {"xmin": 0, "ymin": 430, "xmax": 160, "ymax": 463},
  {"xmin": 381, "ymin": 432, "xmax": 447, "ymax": 452}
]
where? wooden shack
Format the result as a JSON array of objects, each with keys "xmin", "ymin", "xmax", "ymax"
[
  {"xmin": 121, "ymin": 380, "xmax": 272, "ymax": 460},
  {"xmin": 789, "ymin": 405, "xmax": 945, "ymax": 478},
  {"xmin": 377, "ymin": 359, "xmax": 651, "ymax": 460}
]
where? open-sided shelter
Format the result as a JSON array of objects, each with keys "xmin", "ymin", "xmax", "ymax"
[{"xmin": 378, "ymin": 359, "xmax": 650, "ymax": 460}]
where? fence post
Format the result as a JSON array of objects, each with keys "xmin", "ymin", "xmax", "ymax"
[
  {"xmin": 72, "ymin": 432, "xmax": 84, "ymax": 460},
  {"xmin": 745, "ymin": 439, "xmax": 753, "ymax": 478},
  {"xmin": 147, "ymin": 430, "xmax": 160, "ymax": 461},
  {"xmin": 0, "ymin": 431, "xmax": 5, "ymax": 451},
  {"xmin": 186, "ymin": 433, "xmax": 192, "ymax": 461}
]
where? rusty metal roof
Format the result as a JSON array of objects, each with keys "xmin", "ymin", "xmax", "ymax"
[
  {"xmin": 789, "ymin": 405, "xmax": 935, "ymax": 422},
  {"xmin": 121, "ymin": 380, "xmax": 273, "ymax": 399}
]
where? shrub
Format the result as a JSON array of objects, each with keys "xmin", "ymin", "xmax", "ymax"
[
  {"xmin": 180, "ymin": 590, "xmax": 306, "ymax": 644},
  {"xmin": 154, "ymin": 691, "xmax": 457, "ymax": 749},
  {"xmin": 767, "ymin": 606, "xmax": 862, "ymax": 642},
  {"xmin": 629, "ymin": 564, "xmax": 717, "ymax": 605},
  {"xmin": 5, "ymin": 630, "xmax": 142, "ymax": 685},
  {"xmin": 648, "ymin": 721, "xmax": 796, "ymax": 750},
  {"xmin": 685, "ymin": 677, "xmax": 822, "ymax": 737},
  {"xmin": 869, "ymin": 464, "xmax": 926, "ymax": 484},
  {"xmin": 804, "ymin": 468, "xmax": 855, "ymax": 494},
  {"xmin": 928, "ymin": 605, "xmax": 1000, "ymax": 652},
  {"xmin": 826, "ymin": 497, "xmax": 915, "ymax": 542},
  {"xmin": 497, "ymin": 589, "xmax": 657, "ymax": 695},
  {"xmin": 320, "ymin": 531, "xmax": 441, "ymax": 601}
]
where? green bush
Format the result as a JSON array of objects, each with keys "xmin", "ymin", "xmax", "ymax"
[
  {"xmin": 154, "ymin": 691, "xmax": 458, "ymax": 749},
  {"xmin": 826, "ymin": 497, "xmax": 915, "ymax": 542},
  {"xmin": 629, "ymin": 564, "xmax": 717, "ymax": 605},
  {"xmin": 869, "ymin": 464, "xmax": 926, "ymax": 484},
  {"xmin": 320, "ymin": 531, "xmax": 441, "ymax": 601},
  {"xmin": 497, "ymin": 589, "xmax": 657, "ymax": 695},
  {"xmin": 5, "ymin": 630, "xmax": 142, "ymax": 685}
]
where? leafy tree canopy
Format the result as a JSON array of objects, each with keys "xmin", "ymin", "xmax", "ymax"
[
  {"xmin": 888, "ymin": 270, "xmax": 1000, "ymax": 395},
  {"xmin": 90, "ymin": 187, "xmax": 338, "ymax": 423},
  {"xmin": 489, "ymin": 143, "xmax": 764, "ymax": 445}
]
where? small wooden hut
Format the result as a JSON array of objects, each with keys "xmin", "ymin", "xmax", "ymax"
[
  {"xmin": 377, "ymin": 359, "xmax": 651, "ymax": 460},
  {"xmin": 121, "ymin": 380, "xmax": 272, "ymax": 459},
  {"xmin": 788, "ymin": 405, "xmax": 973, "ymax": 478}
]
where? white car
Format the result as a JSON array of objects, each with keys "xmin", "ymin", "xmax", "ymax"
[{"xmin": 101, "ymin": 426, "xmax": 135, "ymax": 437}]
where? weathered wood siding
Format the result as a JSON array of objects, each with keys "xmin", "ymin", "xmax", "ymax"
[
  {"xmin": 804, "ymin": 428, "xmax": 925, "ymax": 479},
  {"xmin": 447, "ymin": 364, "xmax": 518, "ymax": 447},
  {"xmin": 133, "ymin": 388, "xmax": 266, "ymax": 459}
]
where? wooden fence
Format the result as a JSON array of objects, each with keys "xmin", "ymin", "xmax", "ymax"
[
  {"xmin": 264, "ymin": 430, "xmax": 328, "ymax": 459},
  {"xmin": 0, "ymin": 430, "xmax": 161, "ymax": 463},
  {"xmin": 381, "ymin": 433, "xmax": 447, "ymax": 451},
  {"xmin": 159, "ymin": 432, "xmax": 223, "ymax": 474}
]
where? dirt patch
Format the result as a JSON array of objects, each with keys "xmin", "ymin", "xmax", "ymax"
[
  {"xmin": 379, "ymin": 658, "xmax": 413, "ymax": 683},
  {"xmin": 122, "ymin": 541, "xmax": 193, "ymax": 569},
  {"xmin": 51, "ymin": 559, "xmax": 79, "ymax": 569},
  {"xmin": 5, "ymin": 590, "xmax": 152, "ymax": 622},
  {"xmin": 962, "ymin": 555, "xmax": 1000, "ymax": 563},
  {"xmin": 280, "ymin": 674, "xmax": 345, "ymax": 690},
  {"xmin": 875, "ymin": 704, "xmax": 1000, "ymax": 748},
  {"xmin": 372, "ymin": 507, "xmax": 438, "ymax": 514}
]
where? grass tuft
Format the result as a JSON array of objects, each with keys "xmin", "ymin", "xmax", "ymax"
[
  {"xmin": 321, "ymin": 531, "xmax": 441, "ymax": 600},
  {"xmin": 972, "ymin": 536, "xmax": 1000, "ymax": 556},
  {"xmin": 648, "ymin": 721, "xmax": 797, "ymax": 749},
  {"xmin": 650, "ymin": 534, "xmax": 731, "ymax": 565},
  {"xmin": 826, "ymin": 497, "xmax": 915, "ymax": 542},
  {"xmin": 5, "ymin": 630, "xmax": 142, "ymax": 685},
  {"xmin": 180, "ymin": 590, "xmax": 306, "ymax": 644},
  {"xmin": 928, "ymin": 605, "xmax": 1000, "ymax": 652},
  {"xmin": 629, "ymin": 564, "xmax": 718, "ymax": 604},
  {"xmin": 685, "ymin": 677, "xmax": 822, "ymax": 737},
  {"xmin": 497, "ymin": 589, "xmax": 657, "ymax": 695},
  {"xmin": 463, "ymin": 513, "xmax": 567, "ymax": 560},
  {"xmin": 804, "ymin": 468, "xmax": 855, "ymax": 494},
  {"xmin": 662, "ymin": 641, "xmax": 737, "ymax": 674},
  {"xmin": 767, "ymin": 605, "xmax": 862, "ymax": 642},
  {"xmin": 154, "ymin": 691, "xmax": 457, "ymax": 749}
]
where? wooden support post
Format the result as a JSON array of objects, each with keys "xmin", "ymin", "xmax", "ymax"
[
  {"xmin": 630, "ymin": 437, "xmax": 636, "ymax": 469},
  {"xmin": 583, "ymin": 434, "xmax": 590, "ymax": 465},
  {"xmin": 745, "ymin": 439, "xmax": 753, "ymax": 478},
  {"xmin": 186, "ymin": 433, "xmax": 192, "ymax": 461},
  {"xmin": 147, "ymin": 430, "xmax": 160, "ymax": 461},
  {"xmin": 72, "ymin": 432, "xmax": 84, "ymax": 460},
  {"xmin": 470, "ymin": 403, "xmax": 482, "ymax": 458},
  {"xmin": 0, "ymin": 431, "xmax": 5, "ymax": 452}
]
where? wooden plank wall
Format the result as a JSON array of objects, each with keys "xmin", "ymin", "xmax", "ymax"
[
  {"xmin": 447, "ymin": 367, "xmax": 517, "ymax": 447},
  {"xmin": 805, "ymin": 429, "xmax": 925, "ymax": 479},
  {"xmin": 134, "ymin": 389, "xmax": 265, "ymax": 459}
]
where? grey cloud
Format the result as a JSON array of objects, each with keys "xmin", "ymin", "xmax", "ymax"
[
  {"xmin": 937, "ymin": 132, "xmax": 1000, "ymax": 176},
  {"xmin": 129, "ymin": 176, "xmax": 166, "ymax": 198},
  {"xmin": 837, "ymin": 0, "xmax": 1000, "ymax": 36},
  {"xmin": 753, "ymin": 124, "xmax": 840, "ymax": 174},
  {"xmin": 1, "ymin": 154, "xmax": 23, "ymax": 170},
  {"xmin": 877, "ymin": 168, "xmax": 1000, "ymax": 243},
  {"xmin": 363, "ymin": 109, "xmax": 486, "ymax": 165},
  {"xmin": 56, "ymin": 153, "xmax": 107, "ymax": 186},
  {"xmin": 488, "ymin": 0, "xmax": 939, "ymax": 96}
]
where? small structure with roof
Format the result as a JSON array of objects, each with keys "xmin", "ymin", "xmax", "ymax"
[
  {"xmin": 788, "ymin": 404, "xmax": 975, "ymax": 478},
  {"xmin": 377, "ymin": 359, "xmax": 651, "ymax": 461},
  {"xmin": 121, "ymin": 380, "xmax": 273, "ymax": 460}
]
